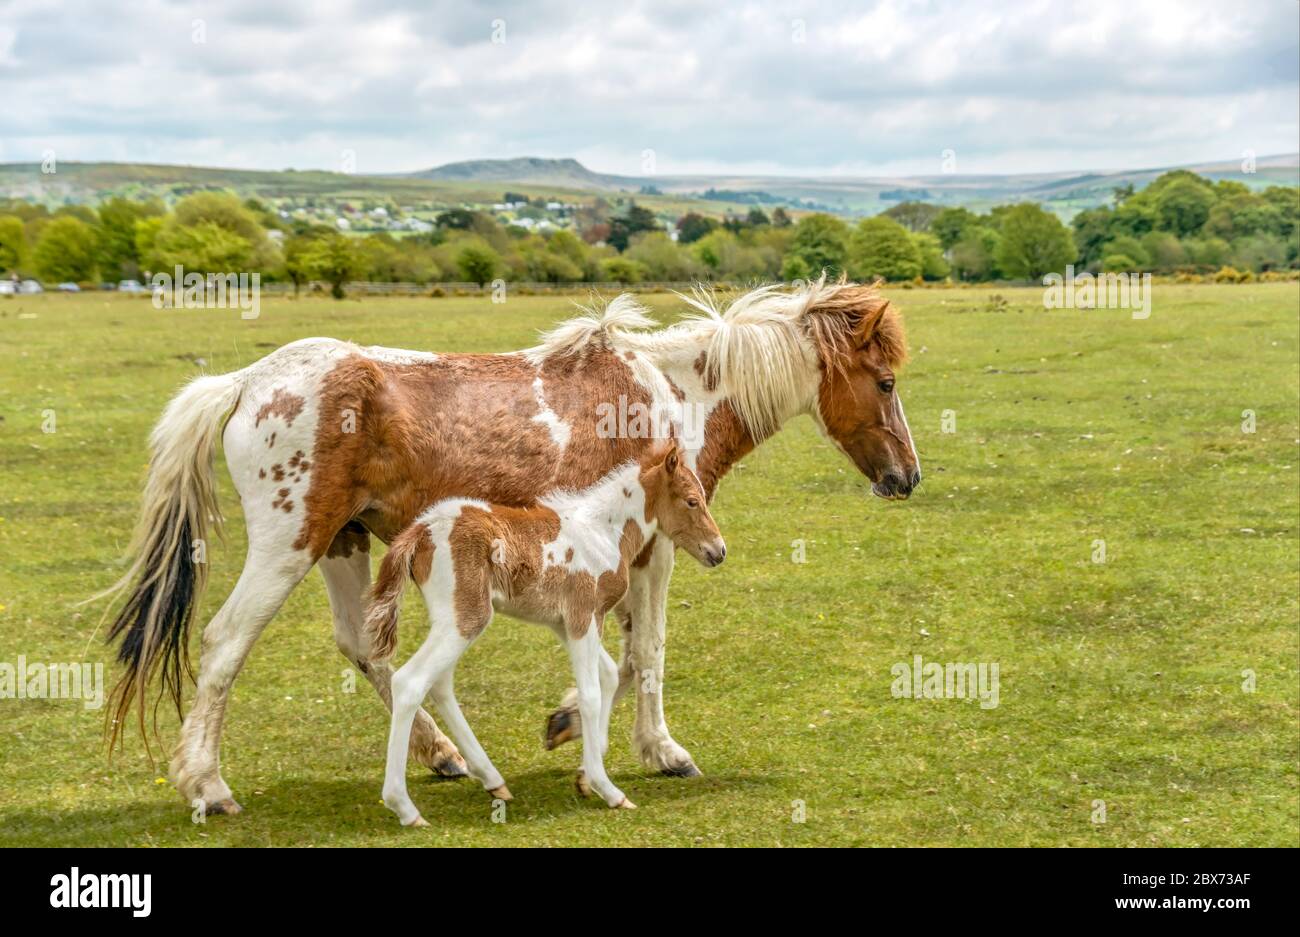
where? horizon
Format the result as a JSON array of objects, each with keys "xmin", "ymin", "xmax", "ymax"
[
  {"xmin": 5, "ymin": 151, "xmax": 1299, "ymax": 183},
  {"xmin": 1, "ymin": 1, "xmax": 1296, "ymax": 178}
]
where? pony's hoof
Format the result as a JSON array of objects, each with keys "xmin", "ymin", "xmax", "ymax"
[
  {"xmin": 545, "ymin": 709, "xmax": 577, "ymax": 750},
  {"xmin": 575, "ymin": 771, "xmax": 591, "ymax": 797},
  {"xmin": 406, "ymin": 815, "xmax": 430, "ymax": 828},
  {"xmin": 206, "ymin": 798, "xmax": 243, "ymax": 816},
  {"xmin": 660, "ymin": 761, "xmax": 701, "ymax": 779},
  {"xmin": 431, "ymin": 754, "xmax": 469, "ymax": 779},
  {"xmin": 615, "ymin": 798, "xmax": 637, "ymax": 810},
  {"xmin": 488, "ymin": 784, "xmax": 513, "ymax": 802}
]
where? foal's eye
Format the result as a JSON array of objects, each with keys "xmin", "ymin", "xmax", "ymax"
[
  {"xmin": 686, "ymin": 498, "xmax": 700, "ymax": 509},
  {"xmin": 877, "ymin": 379, "xmax": 895, "ymax": 394}
]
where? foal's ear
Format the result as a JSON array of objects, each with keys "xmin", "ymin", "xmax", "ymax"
[{"xmin": 661, "ymin": 441, "xmax": 679, "ymax": 474}]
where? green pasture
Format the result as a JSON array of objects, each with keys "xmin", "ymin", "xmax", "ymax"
[{"xmin": 0, "ymin": 283, "xmax": 1296, "ymax": 846}]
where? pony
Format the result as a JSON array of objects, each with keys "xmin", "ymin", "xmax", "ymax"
[
  {"xmin": 366, "ymin": 440, "xmax": 724, "ymax": 824},
  {"xmin": 97, "ymin": 275, "xmax": 919, "ymax": 815}
]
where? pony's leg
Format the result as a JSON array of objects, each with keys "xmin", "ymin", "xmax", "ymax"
[
  {"xmin": 567, "ymin": 624, "xmax": 631, "ymax": 808},
  {"xmin": 171, "ymin": 548, "xmax": 313, "ymax": 814},
  {"xmin": 623, "ymin": 536, "xmax": 699, "ymax": 776},
  {"xmin": 544, "ymin": 537, "xmax": 699, "ymax": 777},
  {"xmin": 319, "ymin": 546, "xmax": 467, "ymax": 778}
]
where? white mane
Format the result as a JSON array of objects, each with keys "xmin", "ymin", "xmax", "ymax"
[{"xmin": 525, "ymin": 276, "xmax": 881, "ymax": 439}]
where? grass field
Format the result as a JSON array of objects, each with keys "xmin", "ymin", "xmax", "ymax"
[{"xmin": 0, "ymin": 283, "xmax": 1296, "ymax": 847}]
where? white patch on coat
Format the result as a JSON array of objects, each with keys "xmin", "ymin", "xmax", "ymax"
[{"xmin": 530, "ymin": 377, "xmax": 572, "ymax": 450}]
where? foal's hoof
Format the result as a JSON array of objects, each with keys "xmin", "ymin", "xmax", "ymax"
[
  {"xmin": 431, "ymin": 753, "xmax": 470, "ymax": 779},
  {"xmin": 205, "ymin": 798, "xmax": 243, "ymax": 816},
  {"xmin": 488, "ymin": 784, "xmax": 513, "ymax": 802},
  {"xmin": 660, "ymin": 761, "xmax": 702, "ymax": 779},
  {"xmin": 615, "ymin": 798, "xmax": 637, "ymax": 810},
  {"xmin": 545, "ymin": 709, "xmax": 578, "ymax": 750},
  {"xmin": 575, "ymin": 771, "xmax": 591, "ymax": 798},
  {"xmin": 405, "ymin": 815, "xmax": 430, "ymax": 828}
]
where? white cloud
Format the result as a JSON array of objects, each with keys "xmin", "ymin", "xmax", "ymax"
[{"xmin": 0, "ymin": 0, "xmax": 1294, "ymax": 175}]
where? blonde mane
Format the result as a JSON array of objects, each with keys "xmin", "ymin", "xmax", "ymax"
[{"xmin": 528, "ymin": 275, "xmax": 904, "ymax": 439}]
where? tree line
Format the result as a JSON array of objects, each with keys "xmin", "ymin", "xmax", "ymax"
[{"xmin": 1, "ymin": 169, "xmax": 1295, "ymax": 294}]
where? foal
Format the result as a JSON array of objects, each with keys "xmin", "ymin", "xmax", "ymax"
[{"xmin": 366, "ymin": 441, "xmax": 726, "ymax": 825}]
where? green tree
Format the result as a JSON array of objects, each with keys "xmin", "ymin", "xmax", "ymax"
[
  {"xmin": 608, "ymin": 203, "xmax": 659, "ymax": 252},
  {"xmin": 676, "ymin": 212, "xmax": 717, "ymax": 244},
  {"xmin": 600, "ymin": 257, "xmax": 648, "ymax": 284},
  {"xmin": 96, "ymin": 197, "xmax": 163, "ymax": 280},
  {"xmin": 950, "ymin": 228, "xmax": 998, "ymax": 281},
  {"xmin": 33, "ymin": 216, "xmax": 100, "ymax": 282},
  {"xmin": 912, "ymin": 232, "xmax": 950, "ymax": 280},
  {"xmin": 847, "ymin": 216, "xmax": 922, "ymax": 281},
  {"xmin": 0, "ymin": 215, "xmax": 27, "ymax": 272},
  {"xmin": 455, "ymin": 240, "xmax": 501, "ymax": 285},
  {"xmin": 283, "ymin": 232, "xmax": 324, "ymax": 297},
  {"xmin": 626, "ymin": 231, "xmax": 702, "ymax": 280},
  {"xmin": 931, "ymin": 207, "xmax": 976, "ymax": 249},
  {"xmin": 304, "ymin": 233, "xmax": 366, "ymax": 298},
  {"xmin": 148, "ymin": 192, "xmax": 276, "ymax": 273},
  {"xmin": 785, "ymin": 213, "xmax": 849, "ymax": 278},
  {"xmin": 1155, "ymin": 178, "xmax": 1215, "ymax": 237},
  {"xmin": 881, "ymin": 201, "xmax": 942, "ymax": 233},
  {"xmin": 770, "ymin": 207, "xmax": 793, "ymax": 228},
  {"xmin": 994, "ymin": 204, "xmax": 1075, "ymax": 279}
]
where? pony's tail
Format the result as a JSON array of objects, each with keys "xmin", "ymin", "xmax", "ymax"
[
  {"xmin": 365, "ymin": 524, "xmax": 431, "ymax": 662},
  {"xmin": 93, "ymin": 371, "xmax": 245, "ymax": 753}
]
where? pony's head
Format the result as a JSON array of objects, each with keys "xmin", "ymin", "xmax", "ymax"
[
  {"xmin": 640, "ymin": 441, "xmax": 726, "ymax": 567},
  {"xmin": 685, "ymin": 276, "xmax": 921, "ymax": 501},
  {"xmin": 803, "ymin": 280, "xmax": 921, "ymax": 500}
]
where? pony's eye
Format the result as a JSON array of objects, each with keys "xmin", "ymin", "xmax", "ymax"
[
  {"xmin": 878, "ymin": 379, "xmax": 895, "ymax": 394},
  {"xmin": 687, "ymin": 498, "xmax": 700, "ymax": 509}
]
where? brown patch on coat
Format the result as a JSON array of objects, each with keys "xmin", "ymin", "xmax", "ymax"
[
  {"xmin": 255, "ymin": 388, "xmax": 306, "ymax": 428},
  {"xmin": 291, "ymin": 347, "xmax": 655, "ymax": 560},
  {"xmin": 665, "ymin": 376, "xmax": 686, "ymax": 401},
  {"xmin": 695, "ymin": 401, "xmax": 754, "ymax": 498},
  {"xmin": 692, "ymin": 351, "xmax": 718, "ymax": 392}
]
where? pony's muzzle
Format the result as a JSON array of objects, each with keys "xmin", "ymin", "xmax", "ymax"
[{"xmin": 703, "ymin": 540, "xmax": 727, "ymax": 567}]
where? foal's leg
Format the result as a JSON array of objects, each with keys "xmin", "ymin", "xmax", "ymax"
[
  {"xmin": 319, "ymin": 545, "xmax": 467, "ymax": 778},
  {"xmin": 171, "ymin": 547, "xmax": 312, "ymax": 814},
  {"xmin": 575, "ymin": 643, "xmax": 620, "ymax": 798},
  {"xmin": 545, "ymin": 537, "xmax": 700, "ymax": 777},
  {"xmin": 567, "ymin": 622, "xmax": 632, "ymax": 809},
  {"xmin": 382, "ymin": 580, "xmax": 504, "ymax": 826}
]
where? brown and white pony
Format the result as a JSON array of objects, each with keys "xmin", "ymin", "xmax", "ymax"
[
  {"xmin": 99, "ymin": 275, "xmax": 919, "ymax": 815},
  {"xmin": 367, "ymin": 441, "xmax": 725, "ymax": 824}
]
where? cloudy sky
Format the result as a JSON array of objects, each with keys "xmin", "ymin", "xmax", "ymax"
[{"xmin": 0, "ymin": 0, "xmax": 1296, "ymax": 177}]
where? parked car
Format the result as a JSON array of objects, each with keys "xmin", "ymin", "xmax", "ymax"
[
  {"xmin": 17, "ymin": 280, "xmax": 43, "ymax": 294},
  {"xmin": 117, "ymin": 279, "xmax": 147, "ymax": 293},
  {"xmin": 0, "ymin": 280, "xmax": 15, "ymax": 295},
  {"xmin": 56, "ymin": 282, "xmax": 81, "ymax": 292}
]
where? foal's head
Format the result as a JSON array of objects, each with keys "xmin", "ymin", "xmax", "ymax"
[{"xmin": 640, "ymin": 442, "xmax": 726, "ymax": 567}]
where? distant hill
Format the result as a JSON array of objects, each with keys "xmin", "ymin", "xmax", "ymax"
[
  {"xmin": 3, "ymin": 154, "xmax": 1296, "ymax": 221},
  {"xmin": 405, "ymin": 156, "xmax": 638, "ymax": 190}
]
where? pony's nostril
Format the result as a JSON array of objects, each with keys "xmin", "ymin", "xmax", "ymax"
[
  {"xmin": 883, "ymin": 473, "xmax": 903, "ymax": 492},
  {"xmin": 909, "ymin": 468, "xmax": 922, "ymax": 488}
]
